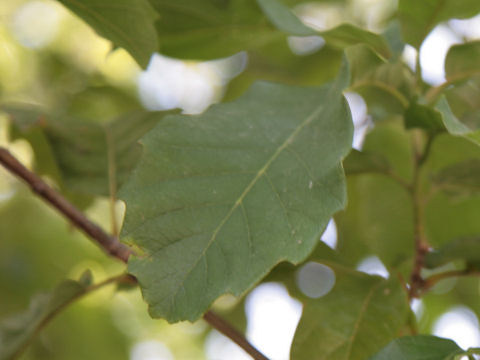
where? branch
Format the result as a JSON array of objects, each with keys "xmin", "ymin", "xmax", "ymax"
[
  {"xmin": 0, "ymin": 146, "xmax": 268, "ymax": 360},
  {"xmin": 0, "ymin": 147, "xmax": 132, "ymax": 262},
  {"xmin": 408, "ymin": 132, "xmax": 434, "ymax": 299},
  {"xmin": 203, "ymin": 311, "xmax": 269, "ymax": 360},
  {"xmin": 12, "ymin": 273, "xmax": 133, "ymax": 360},
  {"xmin": 420, "ymin": 269, "xmax": 480, "ymax": 296}
]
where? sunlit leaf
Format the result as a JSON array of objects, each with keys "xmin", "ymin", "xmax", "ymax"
[
  {"xmin": 0, "ymin": 272, "xmax": 92, "ymax": 360},
  {"xmin": 398, "ymin": 0, "xmax": 480, "ymax": 48},
  {"xmin": 291, "ymin": 264, "xmax": 409, "ymax": 360},
  {"xmin": 56, "ymin": 0, "xmax": 158, "ymax": 68},
  {"xmin": 368, "ymin": 335, "xmax": 464, "ymax": 360},
  {"xmin": 120, "ymin": 62, "xmax": 353, "ymax": 322}
]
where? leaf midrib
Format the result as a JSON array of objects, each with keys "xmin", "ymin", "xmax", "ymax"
[
  {"xmin": 169, "ymin": 102, "xmax": 326, "ymax": 302},
  {"xmin": 344, "ymin": 280, "xmax": 383, "ymax": 359}
]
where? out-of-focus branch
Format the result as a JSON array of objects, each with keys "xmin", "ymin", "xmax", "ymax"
[{"xmin": 0, "ymin": 146, "xmax": 268, "ymax": 360}]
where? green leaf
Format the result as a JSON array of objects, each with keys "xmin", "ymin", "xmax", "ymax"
[
  {"xmin": 444, "ymin": 76, "xmax": 480, "ymax": 130},
  {"xmin": 437, "ymin": 96, "xmax": 480, "ymax": 146},
  {"xmin": 343, "ymin": 149, "xmax": 392, "ymax": 176},
  {"xmin": 346, "ymin": 45, "xmax": 414, "ymax": 119},
  {"xmin": 290, "ymin": 265, "xmax": 409, "ymax": 360},
  {"xmin": 425, "ymin": 237, "xmax": 480, "ymax": 268},
  {"xmin": 0, "ymin": 273, "xmax": 92, "ymax": 360},
  {"xmin": 264, "ymin": 241, "xmax": 347, "ymax": 301},
  {"xmin": 404, "ymin": 102, "xmax": 445, "ymax": 131},
  {"xmin": 445, "ymin": 41, "xmax": 480, "ymax": 82},
  {"xmin": 257, "ymin": 0, "xmax": 391, "ymax": 57},
  {"xmin": 56, "ymin": 0, "xmax": 158, "ymax": 68},
  {"xmin": 382, "ymin": 20, "xmax": 405, "ymax": 58},
  {"xmin": 149, "ymin": 0, "xmax": 277, "ymax": 60},
  {"xmin": 422, "ymin": 134, "xmax": 480, "ymax": 250},
  {"xmin": 150, "ymin": 0, "xmax": 390, "ymax": 61},
  {"xmin": 6, "ymin": 105, "xmax": 164, "ymax": 197},
  {"xmin": 256, "ymin": 0, "xmax": 316, "ymax": 36},
  {"xmin": 398, "ymin": 0, "xmax": 480, "ymax": 48},
  {"xmin": 120, "ymin": 63, "xmax": 353, "ymax": 322},
  {"xmin": 368, "ymin": 335, "xmax": 464, "ymax": 360},
  {"xmin": 432, "ymin": 159, "xmax": 480, "ymax": 195},
  {"xmin": 336, "ymin": 121, "xmax": 414, "ymax": 270},
  {"xmin": 320, "ymin": 24, "xmax": 391, "ymax": 59}
]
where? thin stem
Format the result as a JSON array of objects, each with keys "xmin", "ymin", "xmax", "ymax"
[
  {"xmin": 415, "ymin": 51, "xmax": 423, "ymax": 87},
  {"xmin": 408, "ymin": 132, "xmax": 434, "ymax": 299},
  {"xmin": 421, "ymin": 270, "xmax": 466, "ymax": 293},
  {"xmin": 417, "ymin": 133, "xmax": 436, "ymax": 167},
  {"xmin": 384, "ymin": 169, "xmax": 413, "ymax": 192},
  {"xmin": 420, "ymin": 269, "xmax": 480, "ymax": 296},
  {"xmin": 0, "ymin": 146, "xmax": 132, "ymax": 262},
  {"xmin": 0, "ymin": 146, "xmax": 268, "ymax": 360},
  {"xmin": 425, "ymin": 69, "xmax": 480, "ymax": 105},
  {"xmin": 204, "ymin": 311, "xmax": 269, "ymax": 360},
  {"xmin": 347, "ymin": 81, "xmax": 409, "ymax": 108},
  {"xmin": 105, "ymin": 127, "xmax": 119, "ymax": 236},
  {"xmin": 14, "ymin": 273, "xmax": 132, "ymax": 359}
]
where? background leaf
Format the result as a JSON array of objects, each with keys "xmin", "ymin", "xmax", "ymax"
[
  {"xmin": 120, "ymin": 67, "xmax": 353, "ymax": 322},
  {"xmin": 346, "ymin": 45, "xmax": 414, "ymax": 120},
  {"xmin": 320, "ymin": 24, "xmax": 391, "ymax": 59},
  {"xmin": 343, "ymin": 149, "xmax": 392, "ymax": 176},
  {"xmin": 368, "ymin": 335, "xmax": 464, "ymax": 360},
  {"xmin": 0, "ymin": 273, "xmax": 92, "ymax": 360},
  {"xmin": 148, "ymin": 0, "xmax": 277, "ymax": 60},
  {"xmin": 437, "ymin": 97, "xmax": 480, "ymax": 146},
  {"xmin": 398, "ymin": 0, "xmax": 480, "ymax": 48},
  {"xmin": 256, "ymin": 0, "xmax": 316, "ymax": 36},
  {"xmin": 425, "ymin": 237, "xmax": 480, "ymax": 269},
  {"xmin": 432, "ymin": 159, "xmax": 480, "ymax": 195},
  {"xmin": 404, "ymin": 102, "xmax": 445, "ymax": 131},
  {"xmin": 56, "ymin": 0, "xmax": 158, "ymax": 68},
  {"xmin": 291, "ymin": 264, "xmax": 409, "ymax": 360},
  {"xmin": 256, "ymin": 0, "xmax": 391, "ymax": 57},
  {"xmin": 445, "ymin": 41, "xmax": 480, "ymax": 82},
  {"xmin": 6, "ymin": 105, "xmax": 164, "ymax": 198},
  {"xmin": 335, "ymin": 121, "xmax": 414, "ymax": 270}
]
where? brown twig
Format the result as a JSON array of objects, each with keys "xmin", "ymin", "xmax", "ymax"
[
  {"xmin": 203, "ymin": 311, "xmax": 269, "ymax": 360},
  {"xmin": 419, "ymin": 269, "xmax": 480, "ymax": 297},
  {"xmin": 0, "ymin": 146, "xmax": 268, "ymax": 360},
  {"xmin": 0, "ymin": 146, "xmax": 132, "ymax": 262}
]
